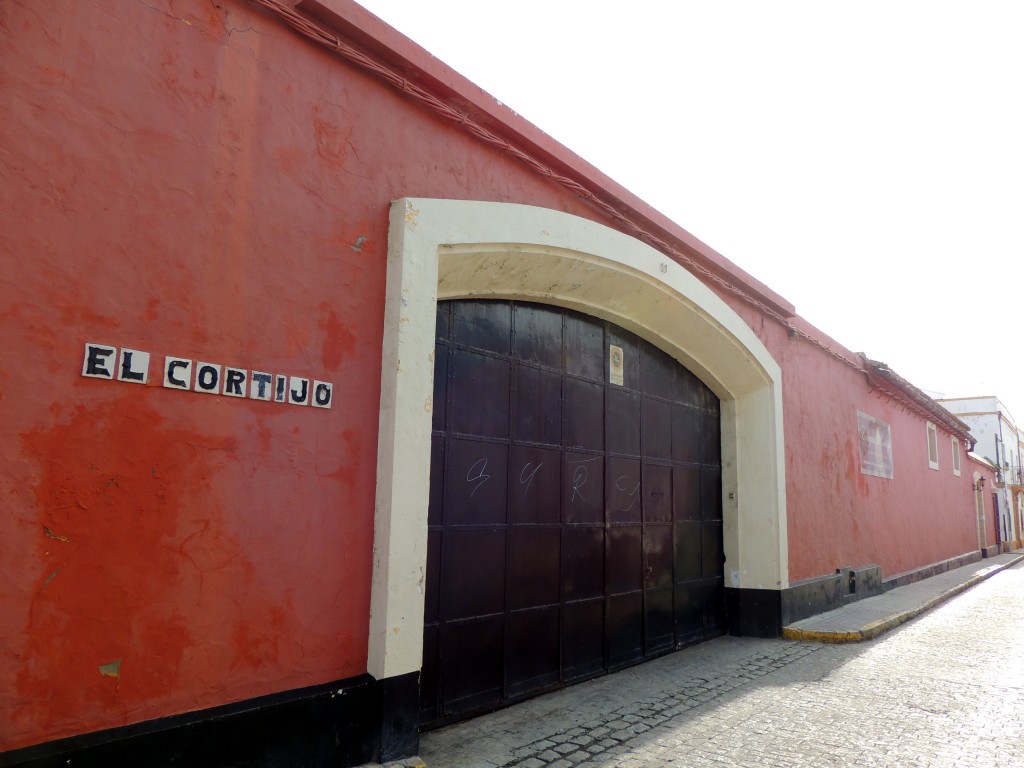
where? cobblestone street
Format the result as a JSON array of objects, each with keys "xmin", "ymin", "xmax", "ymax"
[{"xmin": 418, "ymin": 562, "xmax": 1024, "ymax": 768}]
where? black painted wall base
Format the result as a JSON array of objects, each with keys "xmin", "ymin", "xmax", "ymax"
[
  {"xmin": 725, "ymin": 587, "xmax": 782, "ymax": 638},
  {"xmin": 882, "ymin": 550, "xmax": 981, "ymax": 591},
  {"xmin": 729, "ymin": 552, "xmax": 984, "ymax": 636},
  {"xmin": 0, "ymin": 672, "xmax": 419, "ymax": 768},
  {"xmin": 781, "ymin": 564, "xmax": 884, "ymax": 625}
]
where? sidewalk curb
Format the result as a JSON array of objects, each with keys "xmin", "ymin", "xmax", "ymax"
[{"xmin": 782, "ymin": 554, "xmax": 1024, "ymax": 644}]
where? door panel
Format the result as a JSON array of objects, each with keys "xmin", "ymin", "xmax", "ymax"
[
  {"xmin": 562, "ymin": 526, "xmax": 605, "ymax": 600},
  {"xmin": 562, "ymin": 599, "xmax": 604, "ymax": 681},
  {"xmin": 607, "ymin": 592, "xmax": 644, "ymax": 668},
  {"xmin": 513, "ymin": 365, "xmax": 562, "ymax": 445},
  {"xmin": 506, "ymin": 607, "xmax": 560, "ymax": 697},
  {"xmin": 564, "ymin": 378, "xmax": 604, "ymax": 451},
  {"xmin": 607, "ymin": 526, "xmax": 643, "ymax": 594},
  {"xmin": 643, "ymin": 398, "xmax": 673, "ymax": 460},
  {"xmin": 643, "ymin": 464, "xmax": 673, "ymax": 523},
  {"xmin": 564, "ymin": 313, "xmax": 603, "ymax": 380},
  {"xmin": 509, "ymin": 445, "xmax": 561, "ymax": 524},
  {"xmin": 514, "ymin": 304, "xmax": 563, "ymax": 368},
  {"xmin": 440, "ymin": 616, "xmax": 503, "ymax": 713},
  {"xmin": 563, "ymin": 453, "xmax": 604, "ymax": 523},
  {"xmin": 423, "ymin": 300, "xmax": 724, "ymax": 728},
  {"xmin": 445, "ymin": 439, "xmax": 508, "ymax": 526},
  {"xmin": 507, "ymin": 528, "xmax": 561, "ymax": 609},
  {"xmin": 606, "ymin": 388, "xmax": 641, "ymax": 456},
  {"xmin": 644, "ymin": 525, "xmax": 674, "ymax": 590},
  {"xmin": 608, "ymin": 457, "xmax": 642, "ymax": 523},
  {"xmin": 645, "ymin": 588, "xmax": 675, "ymax": 653},
  {"xmin": 441, "ymin": 529, "xmax": 505, "ymax": 621},
  {"xmin": 453, "ymin": 301, "xmax": 511, "ymax": 354},
  {"xmin": 450, "ymin": 350, "xmax": 509, "ymax": 438}
]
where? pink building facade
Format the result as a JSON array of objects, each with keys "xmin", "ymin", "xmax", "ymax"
[{"xmin": 0, "ymin": 1, "xmax": 989, "ymax": 765}]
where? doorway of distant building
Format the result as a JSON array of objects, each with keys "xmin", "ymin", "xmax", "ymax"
[
  {"xmin": 420, "ymin": 299, "xmax": 725, "ymax": 727},
  {"xmin": 993, "ymin": 492, "xmax": 1002, "ymax": 551}
]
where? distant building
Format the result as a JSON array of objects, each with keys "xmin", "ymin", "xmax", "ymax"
[{"xmin": 938, "ymin": 396, "xmax": 1023, "ymax": 550}]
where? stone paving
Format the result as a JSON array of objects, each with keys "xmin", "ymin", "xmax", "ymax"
[{"xmin": 372, "ymin": 556, "xmax": 1024, "ymax": 768}]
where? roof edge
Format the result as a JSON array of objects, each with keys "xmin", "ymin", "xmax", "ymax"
[
  {"xmin": 292, "ymin": 0, "xmax": 796, "ymax": 317},
  {"xmin": 860, "ymin": 356, "xmax": 974, "ymax": 442}
]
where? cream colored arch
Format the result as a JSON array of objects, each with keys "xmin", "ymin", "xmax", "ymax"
[{"xmin": 368, "ymin": 198, "xmax": 788, "ymax": 680}]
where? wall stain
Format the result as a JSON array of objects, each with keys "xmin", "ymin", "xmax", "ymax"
[
  {"xmin": 318, "ymin": 301, "xmax": 356, "ymax": 372},
  {"xmin": 11, "ymin": 398, "xmax": 253, "ymax": 737},
  {"xmin": 315, "ymin": 429, "xmax": 360, "ymax": 494}
]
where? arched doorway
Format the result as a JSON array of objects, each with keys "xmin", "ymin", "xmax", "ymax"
[
  {"xmin": 420, "ymin": 300, "xmax": 725, "ymax": 725},
  {"xmin": 368, "ymin": 199, "xmax": 786, "ymax": 700}
]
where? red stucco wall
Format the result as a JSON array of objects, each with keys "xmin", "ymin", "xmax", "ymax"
[
  {"xmin": 0, "ymin": 0, "xmax": 608, "ymax": 751},
  {"xmin": 0, "ymin": 0, "xmax": 983, "ymax": 753},
  {"xmin": 2, "ymin": 0, "xmax": 375, "ymax": 749},
  {"xmin": 774, "ymin": 322, "xmax": 978, "ymax": 582}
]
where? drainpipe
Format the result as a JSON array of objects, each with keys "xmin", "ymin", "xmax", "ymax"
[
  {"xmin": 997, "ymin": 415, "xmax": 1018, "ymax": 546},
  {"xmin": 994, "ymin": 429, "xmax": 1005, "ymax": 544},
  {"xmin": 1018, "ymin": 436, "xmax": 1023, "ymax": 485}
]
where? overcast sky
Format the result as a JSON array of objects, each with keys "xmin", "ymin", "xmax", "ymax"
[{"xmin": 356, "ymin": 1, "xmax": 1024, "ymax": 422}]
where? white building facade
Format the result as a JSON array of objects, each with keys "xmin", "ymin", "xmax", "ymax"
[{"xmin": 938, "ymin": 396, "xmax": 1023, "ymax": 551}]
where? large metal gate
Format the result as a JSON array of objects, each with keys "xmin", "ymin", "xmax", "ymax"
[{"xmin": 421, "ymin": 300, "xmax": 724, "ymax": 727}]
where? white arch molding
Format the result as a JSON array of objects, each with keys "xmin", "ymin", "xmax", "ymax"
[{"xmin": 368, "ymin": 199, "xmax": 788, "ymax": 680}]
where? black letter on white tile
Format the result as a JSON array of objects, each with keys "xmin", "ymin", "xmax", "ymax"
[
  {"xmin": 224, "ymin": 368, "xmax": 247, "ymax": 398},
  {"xmin": 251, "ymin": 371, "xmax": 272, "ymax": 401},
  {"xmin": 312, "ymin": 381, "xmax": 333, "ymax": 409},
  {"xmin": 82, "ymin": 343, "xmax": 117, "ymax": 379},
  {"xmin": 164, "ymin": 357, "xmax": 192, "ymax": 390},
  {"xmin": 289, "ymin": 377, "xmax": 309, "ymax": 406},
  {"xmin": 118, "ymin": 349, "xmax": 150, "ymax": 384},
  {"xmin": 195, "ymin": 363, "xmax": 221, "ymax": 394}
]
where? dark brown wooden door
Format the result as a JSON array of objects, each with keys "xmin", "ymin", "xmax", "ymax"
[{"xmin": 421, "ymin": 300, "xmax": 724, "ymax": 727}]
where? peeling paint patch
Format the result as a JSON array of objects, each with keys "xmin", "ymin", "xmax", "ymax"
[
  {"xmin": 43, "ymin": 526, "xmax": 71, "ymax": 543},
  {"xmin": 350, "ymin": 234, "xmax": 367, "ymax": 252},
  {"xmin": 98, "ymin": 659, "xmax": 121, "ymax": 678}
]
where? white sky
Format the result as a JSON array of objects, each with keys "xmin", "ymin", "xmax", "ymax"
[{"xmin": 357, "ymin": 1, "xmax": 1024, "ymax": 422}]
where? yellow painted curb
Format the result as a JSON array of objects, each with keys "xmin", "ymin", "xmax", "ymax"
[{"xmin": 782, "ymin": 555, "xmax": 1024, "ymax": 644}]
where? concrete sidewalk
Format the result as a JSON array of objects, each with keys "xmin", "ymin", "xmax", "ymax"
[{"xmin": 782, "ymin": 551, "xmax": 1024, "ymax": 643}]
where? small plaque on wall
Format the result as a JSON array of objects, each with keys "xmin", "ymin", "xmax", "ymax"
[{"xmin": 609, "ymin": 344, "xmax": 624, "ymax": 386}]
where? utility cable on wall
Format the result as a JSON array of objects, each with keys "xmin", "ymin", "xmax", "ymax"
[{"xmin": 250, "ymin": 0, "xmax": 951, "ymax": 409}]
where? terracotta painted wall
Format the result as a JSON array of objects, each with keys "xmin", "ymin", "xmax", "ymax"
[
  {"xmin": 0, "ymin": 0, "xmax": 611, "ymax": 752},
  {"xmin": 697, "ymin": 296, "xmax": 978, "ymax": 583},
  {"xmin": 772, "ymin": 321, "xmax": 978, "ymax": 583},
  {"xmin": 1, "ymin": 0, "xmax": 376, "ymax": 750},
  {"xmin": 0, "ymin": 0, "xmax": 982, "ymax": 753}
]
